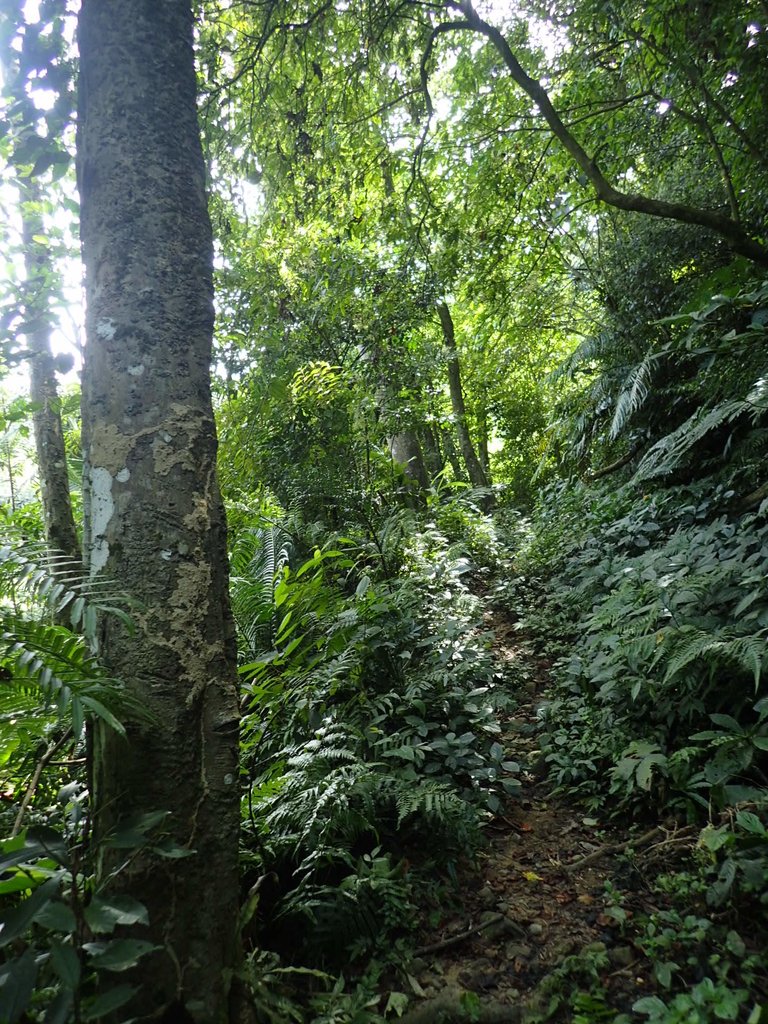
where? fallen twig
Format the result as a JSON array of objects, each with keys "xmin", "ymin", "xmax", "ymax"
[
  {"xmin": 565, "ymin": 826, "xmax": 663, "ymax": 872},
  {"xmin": 414, "ymin": 913, "xmax": 524, "ymax": 956}
]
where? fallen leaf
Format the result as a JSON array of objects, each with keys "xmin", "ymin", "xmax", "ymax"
[
  {"xmin": 522, "ymin": 870, "xmax": 543, "ymax": 882},
  {"xmin": 406, "ymin": 974, "xmax": 426, "ymax": 997}
]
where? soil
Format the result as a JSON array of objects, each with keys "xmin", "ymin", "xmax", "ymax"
[{"xmin": 394, "ymin": 609, "xmax": 700, "ymax": 1024}]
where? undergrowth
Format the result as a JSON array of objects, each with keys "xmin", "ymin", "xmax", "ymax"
[{"xmin": 233, "ymin": 497, "xmax": 522, "ymax": 989}]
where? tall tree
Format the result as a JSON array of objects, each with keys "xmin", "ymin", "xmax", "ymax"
[
  {"xmin": 437, "ymin": 303, "xmax": 488, "ymax": 489},
  {"xmin": 21, "ymin": 180, "xmax": 79, "ymax": 567},
  {"xmin": 0, "ymin": 3, "xmax": 79, "ymax": 565},
  {"xmin": 77, "ymin": 2, "xmax": 240, "ymax": 1020}
]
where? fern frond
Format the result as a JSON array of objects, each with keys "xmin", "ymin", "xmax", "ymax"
[
  {"xmin": 662, "ymin": 626, "xmax": 767, "ymax": 687},
  {"xmin": 0, "ymin": 543, "xmax": 131, "ymax": 631},
  {"xmin": 610, "ymin": 350, "xmax": 659, "ymax": 440},
  {"xmin": 230, "ymin": 524, "xmax": 294, "ymax": 657},
  {"xmin": 0, "ymin": 614, "xmax": 144, "ymax": 738},
  {"xmin": 393, "ymin": 779, "xmax": 466, "ymax": 828},
  {"xmin": 634, "ymin": 399, "xmax": 747, "ymax": 481},
  {"xmin": 0, "ymin": 686, "xmax": 52, "ymax": 762}
]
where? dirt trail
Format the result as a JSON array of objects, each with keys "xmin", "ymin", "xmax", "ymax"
[{"xmin": 397, "ymin": 610, "xmax": 668, "ymax": 1023}]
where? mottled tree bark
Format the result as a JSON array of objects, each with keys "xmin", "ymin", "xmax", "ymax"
[
  {"xmin": 77, "ymin": 3, "xmax": 240, "ymax": 1021},
  {"xmin": 437, "ymin": 303, "xmax": 489, "ymax": 489},
  {"xmin": 390, "ymin": 430, "xmax": 430, "ymax": 491},
  {"xmin": 20, "ymin": 181, "xmax": 79, "ymax": 567}
]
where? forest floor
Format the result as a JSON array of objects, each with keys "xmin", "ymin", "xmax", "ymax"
[{"xmin": 395, "ymin": 609, "xmax": 706, "ymax": 1024}]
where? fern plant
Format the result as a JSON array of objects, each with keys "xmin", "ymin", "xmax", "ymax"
[
  {"xmin": 244, "ymin": 722, "xmax": 478, "ymax": 965},
  {"xmin": 229, "ymin": 520, "xmax": 295, "ymax": 660},
  {"xmin": 525, "ymin": 474, "xmax": 768, "ymax": 815},
  {"xmin": 0, "ymin": 541, "xmax": 140, "ymax": 825}
]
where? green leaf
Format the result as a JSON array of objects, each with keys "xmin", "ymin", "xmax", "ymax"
[
  {"xmin": 71, "ymin": 695, "xmax": 84, "ymax": 740},
  {"xmin": 709, "ymin": 714, "xmax": 743, "ymax": 733},
  {"xmin": 44, "ymin": 988, "xmax": 74, "ymax": 1024},
  {"xmin": 50, "ymin": 940, "xmax": 81, "ymax": 988},
  {"xmin": 80, "ymin": 695, "xmax": 126, "ymax": 735},
  {"xmin": 0, "ymin": 876, "xmax": 60, "ymax": 947},
  {"xmin": 81, "ymin": 984, "xmax": 137, "ymax": 1021},
  {"xmin": 83, "ymin": 938, "xmax": 159, "ymax": 972},
  {"xmin": 35, "ymin": 899, "xmax": 77, "ymax": 933},
  {"xmin": 0, "ymin": 828, "xmax": 67, "ymax": 873},
  {"xmin": 636, "ymin": 752, "xmax": 666, "ymax": 790},
  {"xmin": 633, "ymin": 996, "xmax": 668, "ymax": 1017},
  {"xmin": 385, "ymin": 991, "xmax": 409, "ymax": 1017},
  {"xmin": 0, "ymin": 950, "xmax": 38, "ymax": 1024},
  {"xmin": 725, "ymin": 931, "xmax": 746, "ymax": 958},
  {"xmin": 736, "ymin": 811, "xmax": 767, "ymax": 836},
  {"xmin": 84, "ymin": 895, "xmax": 149, "ymax": 934}
]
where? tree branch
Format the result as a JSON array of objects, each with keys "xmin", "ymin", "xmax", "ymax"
[
  {"xmin": 12, "ymin": 728, "xmax": 73, "ymax": 837},
  {"xmin": 586, "ymin": 443, "xmax": 643, "ymax": 480},
  {"xmin": 732, "ymin": 478, "xmax": 768, "ymax": 514},
  {"xmin": 440, "ymin": 0, "xmax": 768, "ymax": 266}
]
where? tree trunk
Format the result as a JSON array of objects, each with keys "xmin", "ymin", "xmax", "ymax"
[
  {"xmin": 437, "ymin": 303, "xmax": 489, "ymax": 488},
  {"xmin": 20, "ymin": 180, "xmax": 80, "ymax": 568},
  {"xmin": 77, "ymin": 3, "xmax": 240, "ymax": 1021},
  {"xmin": 476, "ymin": 400, "xmax": 492, "ymax": 485},
  {"xmin": 390, "ymin": 430, "xmax": 430, "ymax": 491},
  {"xmin": 420, "ymin": 425, "xmax": 445, "ymax": 479},
  {"xmin": 441, "ymin": 426, "xmax": 465, "ymax": 481}
]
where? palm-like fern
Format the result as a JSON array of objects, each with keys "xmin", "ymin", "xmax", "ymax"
[
  {"xmin": 634, "ymin": 377, "xmax": 768, "ymax": 481},
  {"xmin": 659, "ymin": 626, "xmax": 767, "ymax": 689},
  {"xmin": 230, "ymin": 523, "xmax": 294, "ymax": 659},
  {"xmin": 0, "ymin": 615, "xmax": 131, "ymax": 744},
  {"xmin": 0, "ymin": 542, "xmax": 141, "ymax": 769},
  {"xmin": 0, "ymin": 543, "xmax": 131, "ymax": 633},
  {"xmin": 610, "ymin": 350, "xmax": 660, "ymax": 440}
]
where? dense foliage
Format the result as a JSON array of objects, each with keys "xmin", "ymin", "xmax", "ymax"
[{"xmin": 1, "ymin": 0, "xmax": 767, "ymax": 1020}]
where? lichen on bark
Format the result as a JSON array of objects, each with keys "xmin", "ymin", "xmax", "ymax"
[{"xmin": 77, "ymin": 2, "xmax": 240, "ymax": 1020}]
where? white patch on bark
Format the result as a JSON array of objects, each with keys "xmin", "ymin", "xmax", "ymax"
[
  {"xmin": 90, "ymin": 466, "xmax": 115, "ymax": 575},
  {"xmin": 96, "ymin": 318, "xmax": 117, "ymax": 340},
  {"xmin": 116, "ymin": 467, "xmax": 130, "ymax": 482},
  {"xmin": 128, "ymin": 363, "xmax": 145, "ymax": 376}
]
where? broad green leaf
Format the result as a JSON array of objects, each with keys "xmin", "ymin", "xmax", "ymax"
[
  {"xmin": 44, "ymin": 988, "xmax": 74, "ymax": 1024},
  {"xmin": 50, "ymin": 940, "xmax": 81, "ymax": 988},
  {"xmin": 736, "ymin": 811, "xmax": 767, "ymax": 836},
  {"xmin": 81, "ymin": 984, "xmax": 137, "ymax": 1021},
  {"xmin": 0, "ymin": 876, "xmax": 60, "ymax": 947},
  {"xmin": 35, "ymin": 899, "xmax": 77, "ymax": 933},
  {"xmin": 0, "ymin": 950, "xmax": 38, "ymax": 1024},
  {"xmin": 0, "ymin": 828, "xmax": 67, "ymax": 873},
  {"xmin": 83, "ymin": 938, "xmax": 159, "ymax": 972},
  {"xmin": 84, "ymin": 895, "xmax": 149, "ymax": 934}
]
